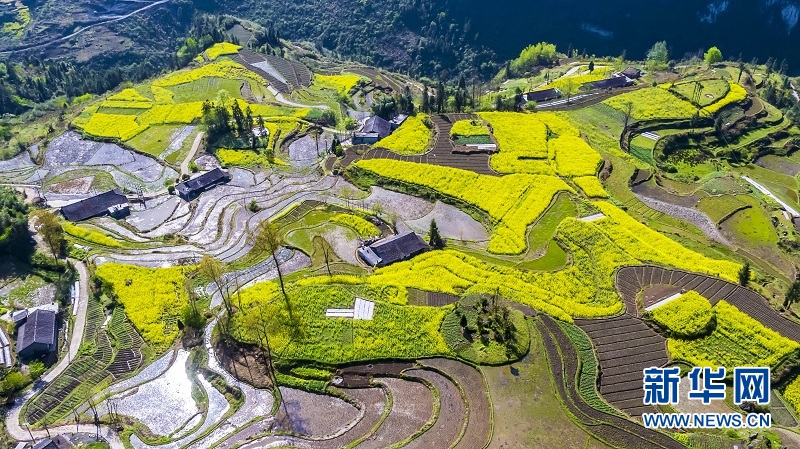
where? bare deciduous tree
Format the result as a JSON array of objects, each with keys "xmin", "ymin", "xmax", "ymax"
[
  {"xmin": 250, "ymin": 221, "xmax": 292, "ymax": 317},
  {"xmin": 621, "ymin": 101, "xmax": 635, "ymax": 138}
]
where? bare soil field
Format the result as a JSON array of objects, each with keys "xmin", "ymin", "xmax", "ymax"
[
  {"xmin": 403, "ymin": 368, "xmax": 466, "ymax": 448},
  {"xmin": 576, "ymin": 314, "xmax": 667, "ymax": 417},
  {"xmin": 406, "ymin": 201, "xmax": 489, "ymax": 243},
  {"xmin": 756, "ymin": 154, "xmax": 800, "ymax": 177},
  {"xmin": 336, "ymin": 362, "xmax": 413, "ymax": 388},
  {"xmin": 422, "ymin": 358, "xmax": 491, "ymax": 449},
  {"xmin": 357, "ymin": 377, "xmax": 434, "ymax": 449},
  {"xmin": 538, "ymin": 316, "xmax": 684, "ymax": 448},
  {"xmin": 362, "ymin": 186, "xmax": 434, "ymax": 221},
  {"xmin": 274, "ymin": 387, "xmax": 360, "ymax": 438},
  {"xmin": 641, "ymin": 284, "xmax": 681, "ymax": 308},
  {"xmin": 47, "ymin": 175, "xmax": 95, "ymax": 194}
]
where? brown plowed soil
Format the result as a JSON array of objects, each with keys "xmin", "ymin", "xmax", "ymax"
[
  {"xmin": 537, "ymin": 316, "xmax": 684, "ymax": 448},
  {"xmin": 356, "ymin": 377, "xmax": 434, "ymax": 449},
  {"xmin": 403, "ymin": 368, "xmax": 466, "ymax": 448},
  {"xmin": 421, "ymin": 358, "xmax": 491, "ymax": 449},
  {"xmin": 615, "ymin": 265, "xmax": 800, "ymax": 342}
]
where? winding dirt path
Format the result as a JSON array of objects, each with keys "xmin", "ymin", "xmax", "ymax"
[{"xmin": 180, "ymin": 131, "xmax": 205, "ymax": 177}]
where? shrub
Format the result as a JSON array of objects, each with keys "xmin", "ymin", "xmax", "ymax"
[
  {"xmin": 441, "ymin": 294, "xmax": 530, "ymax": 364},
  {"xmin": 450, "ymin": 120, "xmax": 489, "ymax": 137},
  {"xmin": 650, "ymin": 291, "xmax": 714, "ymax": 338},
  {"xmin": 230, "ymin": 282, "xmax": 451, "ymax": 364},
  {"xmin": 367, "ymin": 232, "xmax": 630, "ymax": 321},
  {"xmin": 701, "ymin": 83, "xmax": 747, "ymax": 115},
  {"xmin": 81, "ymin": 113, "xmax": 147, "ymax": 141},
  {"xmin": 784, "ymin": 375, "xmax": 800, "ymax": 415},
  {"xmin": 314, "ymin": 74, "xmax": 363, "ymax": 96},
  {"xmin": 205, "ymin": 42, "xmax": 242, "ymax": 60},
  {"xmin": 0, "ymin": 371, "xmax": 31, "ymax": 395},
  {"xmin": 153, "ymin": 60, "xmax": 266, "ymax": 88},
  {"xmin": 216, "ymin": 149, "xmax": 270, "ymax": 167},
  {"xmin": 509, "ymin": 42, "xmax": 558, "ymax": 74},
  {"xmin": 549, "ymin": 136, "xmax": 603, "ymax": 177},
  {"xmin": 539, "ymin": 67, "xmax": 612, "ymax": 92},
  {"xmin": 592, "ymin": 202, "xmax": 741, "ymax": 282},
  {"xmin": 102, "ymin": 89, "xmax": 153, "ymax": 109},
  {"xmin": 151, "ymin": 86, "xmax": 175, "ymax": 104},
  {"xmin": 479, "ymin": 111, "xmax": 549, "ymax": 160},
  {"xmin": 63, "ymin": 223, "xmax": 122, "ymax": 247},
  {"xmin": 479, "ymin": 111, "xmax": 582, "ymax": 174},
  {"xmin": 28, "ymin": 360, "xmax": 46, "ymax": 379},
  {"xmin": 376, "ymin": 114, "xmax": 431, "ymax": 155}
]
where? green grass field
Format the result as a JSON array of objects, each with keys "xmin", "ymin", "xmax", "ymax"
[
  {"xmin": 481, "ymin": 321, "xmax": 613, "ymax": 449},
  {"xmin": 723, "ymin": 195, "xmax": 778, "ymax": 247},
  {"xmin": 126, "ymin": 125, "xmax": 182, "ymax": 157},
  {"xmin": 629, "ymin": 135, "xmax": 656, "ymax": 166},
  {"xmin": 697, "ymin": 195, "xmax": 749, "ymax": 223},
  {"xmin": 671, "ymin": 79, "xmax": 729, "ymax": 107},
  {"xmin": 169, "ymin": 77, "xmax": 248, "ymax": 103},
  {"xmin": 524, "ymin": 193, "xmax": 575, "ymax": 257}
]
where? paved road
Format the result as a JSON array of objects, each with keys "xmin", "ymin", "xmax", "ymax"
[
  {"xmin": 743, "ymin": 175, "xmax": 800, "ymax": 217},
  {"xmin": 180, "ymin": 131, "xmax": 205, "ymax": 177},
  {"xmin": 5, "ymin": 260, "xmax": 124, "ymax": 448}
]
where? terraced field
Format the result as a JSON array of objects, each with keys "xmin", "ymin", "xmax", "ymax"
[
  {"xmin": 235, "ymin": 49, "xmax": 291, "ymax": 94},
  {"xmin": 537, "ymin": 315, "xmax": 683, "ymax": 448},
  {"xmin": 357, "ymin": 114, "xmax": 496, "ymax": 175},
  {"xmin": 578, "ymin": 264, "xmax": 800, "ymax": 418},
  {"xmin": 575, "ymin": 315, "xmax": 667, "ymax": 417},
  {"xmin": 238, "ymin": 358, "xmax": 489, "ymax": 448},
  {"xmin": 615, "ymin": 265, "xmax": 800, "ymax": 342},
  {"xmin": 22, "ymin": 297, "xmax": 145, "ymax": 425}
]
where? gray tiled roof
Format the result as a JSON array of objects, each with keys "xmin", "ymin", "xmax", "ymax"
[
  {"xmin": 176, "ymin": 168, "xmax": 229, "ymax": 197},
  {"xmin": 16, "ymin": 309, "xmax": 56, "ymax": 354},
  {"xmin": 60, "ymin": 189, "xmax": 127, "ymax": 222},
  {"xmin": 525, "ymin": 88, "xmax": 561, "ymax": 102},
  {"xmin": 370, "ymin": 232, "xmax": 429, "ymax": 266},
  {"xmin": 362, "ymin": 116, "xmax": 392, "ymax": 138}
]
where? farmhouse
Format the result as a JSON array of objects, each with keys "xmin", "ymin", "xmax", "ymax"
[
  {"xmin": 60, "ymin": 189, "xmax": 130, "ymax": 222},
  {"xmin": 358, "ymin": 232, "xmax": 430, "ymax": 267},
  {"xmin": 176, "ymin": 168, "xmax": 230, "ymax": 201},
  {"xmin": 590, "ymin": 75, "xmax": 634, "ymax": 90},
  {"xmin": 621, "ymin": 67, "xmax": 643, "ymax": 79},
  {"xmin": 353, "ymin": 116, "xmax": 392, "ymax": 144},
  {"xmin": 32, "ymin": 436, "xmax": 71, "ymax": 449},
  {"xmin": 15, "ymin": 309, "xmax": 58, "ymax": 358},
  {"xmin": 523, "ymin": 88, "xmax": 562, "ymax": 104}
]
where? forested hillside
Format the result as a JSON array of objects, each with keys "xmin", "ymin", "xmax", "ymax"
[{"xmin": 222, "ymin": 0, "xmax": 498, "ymax": 80}]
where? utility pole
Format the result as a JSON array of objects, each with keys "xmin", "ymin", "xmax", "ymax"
[{"xmin": 24, "ymin": 422, "xmax": 35, "ymax": 443}]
